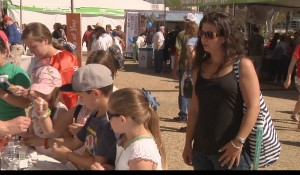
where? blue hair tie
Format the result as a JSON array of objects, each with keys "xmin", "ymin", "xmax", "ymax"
[{"xmin": 141, "ymin": 88, "xmax": 160, "ymax": 111}]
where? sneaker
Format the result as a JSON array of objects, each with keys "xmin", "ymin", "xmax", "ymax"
[
  {"xmin": 291, "ymin": 115, "xmax": 299, "ymax": 122},
  {"xmin": 173, "ymin": 116, "xmax": 187, "ymax": 122},
  {"xmin": 179, "ymin": 126, "xmax": 187, "ymax": 132}
]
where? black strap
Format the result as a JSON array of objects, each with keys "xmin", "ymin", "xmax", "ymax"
[{"xmin": 73, "ymin": 104, "xmax": 83, "ymax": 121}]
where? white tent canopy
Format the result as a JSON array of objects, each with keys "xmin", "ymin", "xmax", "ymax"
[
  {"xmin": 7, "ymin": 0, "xmax": 154, "ymax": 45},
  {"xmin": 11, "ymin": 0, "xmax": 154, "ymax": 11}
]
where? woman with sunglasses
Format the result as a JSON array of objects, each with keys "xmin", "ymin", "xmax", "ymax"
[{"xmin": 182, "ymin": 12, "xmax": 260, "ymax": 170}]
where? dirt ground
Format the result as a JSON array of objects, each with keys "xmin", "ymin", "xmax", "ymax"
[{"xmin": 84, "ymin": 55, "xmax": 300, "ymax": 170}]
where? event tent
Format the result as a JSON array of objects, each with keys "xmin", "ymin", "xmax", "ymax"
[{"xmin": 6, "ymin": 0, "xmax": 155, "ymax": 34}]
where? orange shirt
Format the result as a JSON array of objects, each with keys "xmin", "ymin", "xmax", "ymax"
[{"xmin": 32, "ymin": 50, "xmax": 79, "ymax": 109}]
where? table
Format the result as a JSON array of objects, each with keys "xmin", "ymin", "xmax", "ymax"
[
  {"xmin": 26, "ymin": 153, "xmax": 71, "ymax": 170},
  {"xmin": 1, "ymin": 145, "xmax": 71, "ymax": 170}
]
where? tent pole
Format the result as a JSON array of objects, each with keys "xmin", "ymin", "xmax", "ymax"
[
  {"xmin": 20, "ymin": 0, "xmax": 22, "ymax": 29},
  {"xmin": 71, "ymin": 0, "xmax": 74, "ymax": 13}
]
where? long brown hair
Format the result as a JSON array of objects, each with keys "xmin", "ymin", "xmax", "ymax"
[
  {"xmin": 46, "ymin": 88, "xmax": 62, "ymax": 119},
  {"xmin": 22, "ymin": 22, "xmax": 52, "ymax": 44},
  {"xmin": 21, "ymin": 22, "xmax": 63, "ymax": 50},
  {"xmin": 108, "ymin": 88, "xmax": 167, "ymax": 170},
  {"xmin": 86, "ymin": 50, "xmax": 116, "ymax": 79},
  {"xmin": 194, "ymin": 12, "xmax": 244, "ymax": 74}
]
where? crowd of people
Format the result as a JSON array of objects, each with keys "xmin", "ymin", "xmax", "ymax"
[{"xmin": 0, "ymin": 10, "xmax": 298, "ymax": 170}]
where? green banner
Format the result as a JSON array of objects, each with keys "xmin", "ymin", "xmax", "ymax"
[
  {"xmin": 166, "ymin": 0, "xmax": 279, "ymax": 6},
  {"xmin": 7, "ymin": 0, "xmax": 124, "ymax": 16}
]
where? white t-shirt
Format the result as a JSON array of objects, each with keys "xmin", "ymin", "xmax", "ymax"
[
  {"xmin": 90, "ymin": 33, "xmax": 113, "ymax": 53},
  {"xmin": 152, "ymin": 31, "xmax": 165, "ymax": 50},
  {"xmin": 115, "ymin": 138, "xmax": 162, "ymax": 170}
]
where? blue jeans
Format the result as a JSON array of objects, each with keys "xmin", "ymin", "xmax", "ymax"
[
  {"xmin": 192, "ymin": 149, "xmax": 252, "ymax": 170},
  {"xmin": 178, "ymin": 68, "xmax": 188, "ymax": 118},
  {"xmin": 154, "ymin": 49, "xmax": 164, "ymax": 73}
]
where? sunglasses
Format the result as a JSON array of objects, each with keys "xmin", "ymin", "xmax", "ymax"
[
  {"xmin": 107, "ymin": 111, "xmax": 121, "ymax": 120},
  {"xmin": 199, "ymin": 31, "xmax": 220, "ymax": 40}
]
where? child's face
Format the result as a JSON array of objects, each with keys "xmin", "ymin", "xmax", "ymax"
[
  {"xmin": 77, "ymin": 91, "xmax": 97, "ymax": 111},
  {"xmin": 107, "ymin": 105, "xmax": 124, "ymax": 134},
  {"xmin": 23, "ymin": 38, "xmax": 49, "ymax": 59}
]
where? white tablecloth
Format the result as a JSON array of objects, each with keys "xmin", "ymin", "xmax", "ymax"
[
  {"xmin": 1, "ymin": 146, "xmax": 71, "ymax": 170},
  {"xmin": 26, "ymin": 154, "xmax": 70, "ymax": 170}
]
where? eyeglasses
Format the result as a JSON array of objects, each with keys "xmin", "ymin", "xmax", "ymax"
[
  {"xmin": 107, "ymin": 111, "xmax": 121, "ymax": 120},
  {"xmin": 199, "ymin": 31, "xmax": 220, "ymax": 40}
]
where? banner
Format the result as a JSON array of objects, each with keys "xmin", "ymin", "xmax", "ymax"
[
  {"xmin": 66, "ymin": 13, "xmax": 82, "ymax": 67},
  {"xmin": 7, "ymin": 1, "xmax": 124, "ymax": 16},
  {"xmin": 125, "ymin": 12, "xmax": 139, "ymax": 53}
]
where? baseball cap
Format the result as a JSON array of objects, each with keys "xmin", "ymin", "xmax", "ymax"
[
  {"xmin": 3, "ymin": 15, "xmax": 12, "ymax": 21},
  {"xmin": 60, "ymin": 64, "xmax": 113, "ymax": 92},
  {"xmin": 185, "ymin": 13, "xmax": 196, "ymax": 22},
  {"xmin": 30, "ymin": 66, "xmax": 62, "ymax": 95}
]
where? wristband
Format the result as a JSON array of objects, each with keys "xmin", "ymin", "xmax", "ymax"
[
  {"xmin": 39, "ymin": 108, "xmax": 51, "ymax": 119},
  {"xmin": 44, "ymin": 138, "xmax": 49, "ymax": 149},
  {"xmin": 235, "ymin": 136, "xmax": 246, "ymax": 144}
]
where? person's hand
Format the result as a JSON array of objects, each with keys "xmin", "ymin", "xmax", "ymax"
[
  {"xmin": 90, "ymin": 162, "xmax": 105, "ymax": 170},
  {"xmin": 182, "ymin": 144, "xmax": 193, "ymax": 166},
  {"xmin": 7, "ymin": 85, "xmax": 28, "ymax": 97},
  {"xmin": 284, "ymin": 78, "xmax": 291, "ymax": 89},
  {"xmin": 52, "ymin": 144, "xmax": 71, "ymax": 161},
  {"xmin": 5, "ymin": 116, "xmax": 31, "ymax": 135},
  {"xmin": 32, "ymin": 97, "xmax": 49, "ymax": 116},
  {"xmin": 68, "ymin": 123, "xmax": 83, "ymax": 136},
  {"xmin": 218, "ymin": 140, "xmax": 242, "ymax": 169}
]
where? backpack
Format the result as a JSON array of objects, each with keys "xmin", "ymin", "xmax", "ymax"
[
  {"xmin": 233, "ymin": 60, "xmax": 281, "ymax": 170},
  {"xmin": 109, "ymin": 44, "xmax": 125, "ymax": 69}
]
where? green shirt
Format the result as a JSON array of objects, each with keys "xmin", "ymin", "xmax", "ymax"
[
  {"xmin": 0, "ymin": 63, "xmax": 31, "ymax": 121},
  {"xmin": 175, "ymin": 30, "xmax": 189, "ymax": 68}
]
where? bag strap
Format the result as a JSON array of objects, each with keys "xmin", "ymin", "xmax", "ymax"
[
  {"xmin": 253, "ymin": 126, "xmax": 263, "ymax": 170},
  {"xmin": 233, "ymin": 59, "xmax": 263, "ymax": 170}
]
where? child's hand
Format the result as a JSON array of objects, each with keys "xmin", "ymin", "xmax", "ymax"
[
  {"xmin": 52, "ymin": 144, "xmax": 71, "ymax": 161},
  {"xmin": 68, "ymin": 123, "xmax": 83, "ymax": 136},
  {"xmin": 90, "ymin": 162, "xmax": 105, "ymax": 170},
  {"xmin": 32, "ymin": 97, "xmax": 49, "ymax": 116}
]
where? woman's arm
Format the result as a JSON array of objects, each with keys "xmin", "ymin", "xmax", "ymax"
[
  {"xmin": 186, "ymin": 45, "xmax": 194, "ymax": 66},
  {"xmin": 284, "ymin": 55, "xmax": 298, "ymax": 89},
  {"xmin": 0, "ymin": 88, "xmax": 31, "ymax": 108},
  {"xmin": 237, "ymin": 58, "xmax": 260, "ymax": 141},
  {"xmin": 219, "ymin": 58, "xmax": 260, "ymax": 169}
]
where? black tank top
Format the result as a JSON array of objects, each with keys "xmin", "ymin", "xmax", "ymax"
[{"xmin": 193, "ymin": 69, "xmax": 244, "ymax": 155}]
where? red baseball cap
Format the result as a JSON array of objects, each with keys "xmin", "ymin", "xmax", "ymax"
[{"xmin": 3, "ymin": 15, "xmax": 11, "ymax": 21}]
